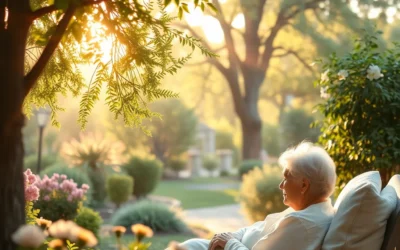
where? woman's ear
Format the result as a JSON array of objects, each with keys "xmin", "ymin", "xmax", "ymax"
[{"xmin": 301, "ymin": 178, "xmax": 310, "ymax": 194}]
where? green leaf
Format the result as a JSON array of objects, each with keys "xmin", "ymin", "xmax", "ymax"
[
  {"xmin": 54, "ymin": 0, "xmax": 69, "ymax": 10},
  {"xmin": 206, "ymin": 2, "xmax": 218, "ymax": 13},
  {"xmin": 181, "ymin": 3, "xmax": 189, "ymax": 13},
  {"xmin": 194, "ymin": 0, "xmax": 200, "ymax": 8},
  {"xmin": 70, "ymin": 22, "xmax": 82, "ymax": 42},
  {"xmin": 178, "ymin": 7, "xmax": 183, "ymax": 19},
  {"xmin": 164, "ymin": 0, "xmax": 172, "ymax": 7},
  {"xmin": 174, "ymin": 0, "xmax": 179, "ymax": 5},
  {"xmin": 200, "ymin": 2, "xmax": 205, "ymax": 11}
]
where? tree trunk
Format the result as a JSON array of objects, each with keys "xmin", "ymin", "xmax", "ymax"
[
  {"xmin": 0, "ymin": 4, "xmax": 31, "ymax": 248},
  {"xmin": 241, "ymin": 118, "xmax": 262, "ymax": 160},
  {"xmin": 239, "ymin": 68, "xmax": 263, "ymax": 160},
  {"xmin": 0, "ymin": 114, "xmax": 26, "ymax": 250}
]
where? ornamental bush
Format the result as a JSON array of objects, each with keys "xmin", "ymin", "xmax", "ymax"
[
  {"xmin": 106, "ymin": 174, "xmax": 134, "ymax": 208},
  {"xmin": 202, "ymin": 154, "xmax": 219, "ymax": 175},
  {"xmin": 123, "ymin": 157, "xmax": 163, "ymax": 198},
  {"xmin": 75, "ymin": 207, "xmax": 103, "ymax": 239},
  {"xmin": 34, "ymin": 173, "xmax": 89, "ymax": 221},
  {"xmin": 24, "ymin": 154, "xmax": 58, "ymax": 171},
  {"xmin": 167, "ymin": 158, "xmax": 187, "ymax": 175},
  {"xmin": 111, "ymin": 200, "xmax": 187, "ymax": 233},
  {"xmin": 238, "ymin": 165, "xmax": 286, "ymax": 222},
  {"xmin": 239, "ymin": 159, "xmax": 263, "ymax": 177},
  {"xmin": 316, "ymin": 31, "xmax": 400, "ymax": 189}
]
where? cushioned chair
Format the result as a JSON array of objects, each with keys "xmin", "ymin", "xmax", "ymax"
[{"xmin": 381, "ymin": 179, "xmax": 400, "ymax": 250}]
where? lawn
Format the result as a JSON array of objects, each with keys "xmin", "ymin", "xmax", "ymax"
[
  {"xmin": 152, "ymin": 177, "xmax": 240, "ymax": 209},
  {"xmin": 99, "ymin": 233, "xmax": 196, "ymax": 250}
]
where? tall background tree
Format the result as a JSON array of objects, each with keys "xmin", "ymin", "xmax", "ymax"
[
  {"xmin": 0, "ymin": 0, "xmax": 215, "ymax": 248},
  {"xmin": 178, "ymin": 0, "xmax": 399, "ymax": 160},
  {"xmin": 111, "ymin": 98, "xmax": 198, "ymax": 165}
]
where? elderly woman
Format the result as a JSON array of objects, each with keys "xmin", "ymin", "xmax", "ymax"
[{"xmin": 171, "ymin": 142, "xmax": 337, "ymax": 250}]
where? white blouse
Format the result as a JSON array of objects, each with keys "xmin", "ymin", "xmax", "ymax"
[{"xmin": 225, "ymin": 200, "xmax": 334, "ymax": 250}]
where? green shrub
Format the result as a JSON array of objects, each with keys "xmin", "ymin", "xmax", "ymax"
[
  {"xmin": 239, "ymin": 159, "xmax": 263, "ymax": 177},
  {"xmin": 75, "ymin": 207, "xmax": 103, "ymax": 238},
  {"xmin": 281, "ymin": 109, "xmax": 320, "ymax": 148},
  {"xmin": 262, "ymin": 124, "xmax": 281, "ymax": 157},
  {"xmin": 86, "ymin": 167, "xmax": 107, "ymax": 205},
  {"xmin": 106, "ymin": 174, "xmax": 134, "ymax": 208},
  {"xmin": 167, "ymin": 158, "xmax": 187, "ymax": 174},
  {"xmin": 123, "ymin": 157, "xmax": 163, "ymax": 198},
  {"xmin": 220, "ymin": 170, "xmax": 230, "ymax": 177},
  {"xmin": 238, "ymin": 165, "xmax": 286, "ymax": 222},
  {"xmin": 41, "ymin": 164, "xmax": 93, "ymax": 205},
  {"xmin": 24, "ymin": 154, "xmax": 58, "ymax": 172},
  {"xmin": 111, "ymin": 200, "xmax": 187, "ymax": 233},
  {"xmin": 202, "ymin": 154, "xmax": 219, "ymax": 175}
]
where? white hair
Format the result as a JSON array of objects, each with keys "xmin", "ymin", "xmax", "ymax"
[{"xmin": 278, "ymin": 142, "xmax": 336, "ymax": 199}]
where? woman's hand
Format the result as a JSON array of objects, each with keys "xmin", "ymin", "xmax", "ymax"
[{"xmin": 208, "ymin": 232, "xmax": 235, "ymax": 250}]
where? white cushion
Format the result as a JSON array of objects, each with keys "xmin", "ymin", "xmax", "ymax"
[{"xmin": 322, "ymin": 171, "xmax": 397, "ymax": 250}]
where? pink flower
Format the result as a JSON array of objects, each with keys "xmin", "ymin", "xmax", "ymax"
[
  {"xmin": 43, "ymin": 195, "xmax": 50, "ymax": 201},
  {"xmin": 28, "ymin": 175, "xmax": 37, "ymax": 185},
  {"xmin": 67, "ymin": 196, "xmax": 73, "ymax": 202},
  {"xmin": 60, "ymin": 175, "xmax": 67, "ymax": 180},
  {"xmin": 72, "ymin": 189, "xmax": 83, "ymax": 199},
  {"xmin": 25, "ymin": 169, "xmax": 33, "ymax": 176},
  {"xmin": 25, "ymin": 185, "xmax": 40, "ymax": 202},
  {"xmin": 81, "ymin": 184, "xmax": 89, "ymax": 191}
]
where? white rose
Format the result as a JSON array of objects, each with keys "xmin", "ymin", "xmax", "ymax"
[
  {"xmin": 320, "ymin": 86, "xmax": 330, "ymax": 99},
  {"xmin": 320, "ymin": 69, "xmax": 329, "ymax": 83},
  {"xmin": 12, "ymin": 225, "xmax": 46, "ymax": 248},
  {"xmin": 48, "ymin": 220, "xmax": 79, "ymax": 239},
  {"xmin": 337, "ymin": 69, "xmax": 349, "ymax": 80},
  {"xmin": 367, "ymin": 64, "xmax": 384, "ymax": 80}
]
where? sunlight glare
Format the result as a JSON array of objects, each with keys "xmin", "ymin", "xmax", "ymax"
[
  {"xmin": 231, "ymin": 13, "xmax": 245, "ymax": 29},
  {"xmin": 368, "ymin": 8, "xmax": 382, "ymax": 19},
  {"xmin": 88, "ymin": 22, "xmax": 113, "ymax": 63},
  {"xmin": 165, "ymin": 4, "xmax": 176, "ymax": 13},
  {"xmin": 185, "ymin": 3, "xmax": 204, "ymax": 27},
  {"xmin": 201, "ymin": 16, "xmax": 224, "ymax": 44}
]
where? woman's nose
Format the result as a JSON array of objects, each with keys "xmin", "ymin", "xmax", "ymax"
[{"xmin": 279, "ymin": 180, "xmax": 284, "ymax": 190}]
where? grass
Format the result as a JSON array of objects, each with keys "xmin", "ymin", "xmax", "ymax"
[
  {"xmin": 152, "ymin": 177, "xmax": 240, "ymax": 209},
  {"xmin": 99, "ymin": 233, "xmax": 196, "ymax": 250}
]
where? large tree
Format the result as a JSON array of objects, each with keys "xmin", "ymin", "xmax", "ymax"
[
  {"xmin": 0, "ymin": 0, "xmax": 214, "ymax": 248},
  {"xmin": 179, "ymin": 0, "xmax": 398, "ymax": 160}
]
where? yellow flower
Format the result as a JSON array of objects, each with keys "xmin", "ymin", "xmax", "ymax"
[
  {"xmin": 48, "ymin": 239, "xmax": 64, "ymax": 250},
  {"xmin": 36, "ymin": 217, "xmax": 52, "ymax": 230},
  {"xmin": 75, "ymin": 228, "xmax": 98, "ymax": 247},
  {"xmin": 131, "ymin": 224, "xmax": 153, "ymax": 242},
  {"xmin": 168, "ymin": 241, "xmax": 187, "ymax": 250},
  {"xmin": 112, "ymin": 226, "xmax": 126, "ymax": 238}
]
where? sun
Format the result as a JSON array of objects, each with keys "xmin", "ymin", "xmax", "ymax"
[
  {"xmin": 201, "ymin": 16, "xmax": 224, "ymax": 44},
  {"xmin": 84, "ymin": 21, "xmax": 113, "ymax": 63}
]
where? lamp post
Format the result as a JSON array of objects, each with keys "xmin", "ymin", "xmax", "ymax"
[{"xmin": 36, "ymin": 108, "xmax": 51, "ymax": 174}]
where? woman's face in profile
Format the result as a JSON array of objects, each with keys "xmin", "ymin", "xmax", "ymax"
[{"xmin": 279, "ymin": 169, "xmax": 303, "ymax": 210}]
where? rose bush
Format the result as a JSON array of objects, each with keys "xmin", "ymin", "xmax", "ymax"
[{"xmin": 33, "ymin": 173, "xmax": 89, "ymax": 221}]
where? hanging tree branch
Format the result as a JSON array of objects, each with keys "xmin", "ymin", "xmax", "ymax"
[
  {"xmin": 31, "ymin": 0, "xmax": 108, "ymax": 20},
  {"xmin": 24, "ymin": 6, "xmax": 76, "ymax": 96},
  {"xmin": 272, "ymin": 47, "xmax": 315, "ymax": 73}
]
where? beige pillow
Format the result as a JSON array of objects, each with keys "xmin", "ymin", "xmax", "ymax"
[{"xmin": 322, "ymin": 171, "xmax": 397, "ymax": 250}]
